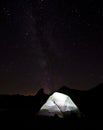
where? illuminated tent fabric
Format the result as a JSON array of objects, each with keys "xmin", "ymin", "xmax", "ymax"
[{"xmin": 39, "ymin": 92, "xmax": 80, "ymax": 118}]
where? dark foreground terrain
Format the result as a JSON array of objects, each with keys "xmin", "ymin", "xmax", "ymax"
[
  {"xmin": 0, "ymin": 83, "xmax": 103, "ymax": 129},
  {"xmin": 0, "ymin": 115, "xmax": 103, "ymax": 130}
]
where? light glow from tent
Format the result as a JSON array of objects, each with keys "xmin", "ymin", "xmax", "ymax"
[{"xmin": 39, "ymin": 92, "xmax": 80, "ymax": 118}]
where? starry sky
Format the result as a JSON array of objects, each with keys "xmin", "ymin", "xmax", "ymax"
[{"xmin": 0, "ymin": 0, "xmax": 103, "ymax": 95}]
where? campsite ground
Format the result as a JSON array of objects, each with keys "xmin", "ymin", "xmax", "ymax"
[
  {"xmin": 0, "ymin": 109, "xmax": 103, "ymax": 130},
  {"xmin": 0, "ymin": 116, "xmax": 103, "ymax": 130},
  {"xmin": 0, "ymin": 106, "xmax": 102, "ymax": 130}
]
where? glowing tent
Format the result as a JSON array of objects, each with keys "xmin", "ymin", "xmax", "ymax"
[{"xmin": 39, "ymin": 92, "xmax": 81, "ymax": 118}]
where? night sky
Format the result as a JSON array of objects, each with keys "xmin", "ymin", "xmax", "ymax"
[{"xmin": 0, "ymin": 0, "xmax": 103, "ymax": 95}]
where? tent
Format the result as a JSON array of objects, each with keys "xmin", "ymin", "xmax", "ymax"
[{"xmin": 39, "ymin": 92, "xmax": 81, "ymax": 118}]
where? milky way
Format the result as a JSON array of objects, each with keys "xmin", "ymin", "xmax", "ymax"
[{"xmin": 0, "ymin": 0, "xmax": 103, "ymax": 95}]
